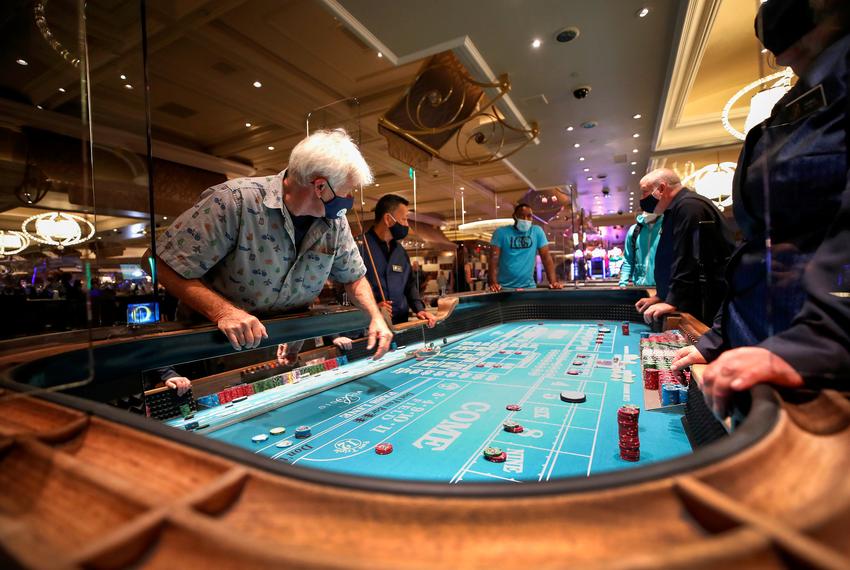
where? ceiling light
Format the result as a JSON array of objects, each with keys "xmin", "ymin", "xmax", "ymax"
[
  {"xmin": 761, "ymin": 48, "xmax": 768, "ymax": 54},
  {"xmin": 253, "ymin": 81, "xmax": 262, "ymax": 88},
  {"xmin": 36, "ymin": 105, "xmax": 43, "ymax": 110},
  {"xmin": 120, "ymin": 74, "xmax": 127, "ymax": 80},
  {"xmin": 583, "ymin": 167, "xmax": 590, "ymax": 172},
  {"xmin": 579, "ymin": 157, "xmax": 585, "ymax": 162},
  {"xmin": 632, "ymin": 113, "xmax": 642, "ymax": 119},
  {"xmin": 632, "ymin": 148, "xmax": 639, "ymax": 153},
  {"xmin": 268, "ymin": 146, "xmax": 275, "ymax": 151},
  {"xmin": 586, "ymin": 176, "xmax": 593, "ymax": 181},
  {"xmin": 245, "ymin": 122, "xmax": 252, "ymax": 127},
  {"xmin": 374, "ymin": 183, "xmax": 380, "ymax": 187},
  {"xmin": 573, "ymin": 143, "xmax": 580, "ymax": 148},
  {"xmin": 16, "ymin": 58, "xmax": 28, "ymax": 66},
  {"xmin": 124, "ymin": 84, "xmax": 133, "ymax": 90},
  {"xmin": 377, "ymin": 52, "xmax": 383, "ymax": 58},
  {"xmin": 22, "ymin": 212, "xmax": 95, "ymax": 248},
  {"xmin": 459, "ymin": 186, "xmax": 465, "ymax": 190},
  {"xmin": 638, "ymin": 7, "xmax": 650, "ymax": 18},
  {"xmin": 58, "ymin": 87, "xmax": 65, "ymax": 93},
  {"xmin": 566, "ymin": 126, "xmax": 574, "ymax": 132},
  {"xmin": 531, "ymin": 38, "xmax": 542, "ymax": 49},
  {"xmin": 631, "ymin": 171, "xmax": 636, "ymax": 175},
  {"xmin": 633, "ymin": 133, "xmax": 640, "ymax": 138},
  {"xmin": 630, "ymin": 161, "xmax": 637, "ymax": 165},
  {"xmin": 163, "ymin": 216, "xmax": 168, "ymax": 220},
  {"xmin": 0, "ymin": 231, "xmax": 30, "ymax": 255},
  {"xmin": 630, "ymin": 191, "xmax": 634, "ymax": 195}
]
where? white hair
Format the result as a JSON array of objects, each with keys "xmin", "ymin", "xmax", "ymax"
[{"xmin": 287, "ymin": 129, "xmax": 373, "ymax": 190}]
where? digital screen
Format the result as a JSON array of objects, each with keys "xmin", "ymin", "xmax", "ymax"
[
  {"xmin": 119, "ymin": 264, "xmax": 146, "ymax": 280},
  {"xmin": 127, "ymin": 302, "xmax": 160, "ymax": 325}
]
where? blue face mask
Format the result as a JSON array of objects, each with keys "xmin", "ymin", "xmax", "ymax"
[
  {"xmin": 318, "ymin": 180, "xmax": 353, "ymax": 219},
  {"xmin": 515, "ymin": 219, "xmax": 532, "ymax": 232}
]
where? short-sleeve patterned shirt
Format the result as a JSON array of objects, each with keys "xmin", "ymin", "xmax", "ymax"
[{"xmin": 156, "ymin": 171, "xmax": 366, "ymax": 314}]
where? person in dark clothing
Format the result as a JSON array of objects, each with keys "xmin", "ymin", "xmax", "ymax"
[
  {"xmin": 359, "ymin": 194, "xmax": 436, "ymax": 327},
  {"xmin": 635, "ymin": 169, "xmax": 735, "ymax": 324},
  {"xmin": 673, "ymin": 0, "xmax": 850, "ymax": 418}
]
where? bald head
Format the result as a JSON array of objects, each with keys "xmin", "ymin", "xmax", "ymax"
[{"xmin": 639, "ymin": 168, "xmax": 684, "ymax": 214}]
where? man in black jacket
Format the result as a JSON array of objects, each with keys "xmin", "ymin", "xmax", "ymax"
[
  {"xmin": 673, "ymin": 0, "xmax": 850, "ymax": 418},
  {"xmin": 635, "ymin": 169, "xmax": 734, "ymax": 325},
  {"xmin": 359, "ymin": 194, "xmax": 436, "ymax": 327}
]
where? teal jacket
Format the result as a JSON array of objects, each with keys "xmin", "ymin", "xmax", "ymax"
[{"xmin": 618, "ymin": 213, "xmax": 663, "ymax": 286}]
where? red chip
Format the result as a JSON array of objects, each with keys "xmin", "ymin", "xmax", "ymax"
[
  {"xmin": 506, "ymin": 404, "xmax": 522, "ymax": 411},
  {"xmin": 484, "ymin": 451, "xmax": 508, "ymax": 463},
  {"xmin": 375, "ymin": 443, "xmax": 393, "ymax": 455}
]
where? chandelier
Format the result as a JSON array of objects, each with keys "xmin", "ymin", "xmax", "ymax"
[
  {"xmin": 0, "ymin": 231, "xmax": 31, "ymax": 256},
  {"xmin": 22, "ymin": 212, "xmax": 95, "ymax": 248},
  {"xmin": 722, "ymin": 67, "xmax": 794, "ymax": 140},
  {"xmin": 683, "ymin": 162, "xmax": 736, "ymax": 211}
]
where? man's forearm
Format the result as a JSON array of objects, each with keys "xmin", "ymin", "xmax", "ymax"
[
  {"xmin": 345, "ymin": 276, "xmax": 382, "ymax": 320},
  {"xmin": 489, "ymin": 254, "xmax": 499, "ymax": 284},
  {"xmin": 156, "ymin": 256, "xmax": 238, "ymax": 322}
]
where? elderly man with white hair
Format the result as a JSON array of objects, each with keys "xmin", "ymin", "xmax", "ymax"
[{"xmin": 156, "ymin": 129, "xmax": 392, "ymax": 359}]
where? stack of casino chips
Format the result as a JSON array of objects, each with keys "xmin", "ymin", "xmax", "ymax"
[{"xmin": 618, "ymin": 405, "xmax": 640, "ymax": 462}]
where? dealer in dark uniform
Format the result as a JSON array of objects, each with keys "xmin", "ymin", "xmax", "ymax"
[
  {"xmin": 359, "ymin": 194, "xmax": 436, "ymax": 328},
  {"xmin": 673, "ymin": 0, "xmax": 850, "ymax": 417},
  {"xmin": 636, "ymin": 168, "xmax": 734, "ymax": 325}
]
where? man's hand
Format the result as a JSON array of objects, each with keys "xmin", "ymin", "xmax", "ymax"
[
  {"xmin": 700, "ymin": 347, "xmax": 804, "ymax": 419},
  {"xmin": 489, "ymin": 281, "xmax": 502, "ymax": 292},
  {"xmin": 367, "ymin": 316, "xmax": 393, "ymax": 360},
  {"xmin": 276, "ymin": 343, "xmax": 299, "ymax": 366},
  {"xmin": 635, "ymin": 295, "xmax": 661, "ymax": 312},
  {"xmin": 332, "ymin": 336, "xmax": 353, "ymax": 351},
  {"xmin": 671, "ymin": 345, "xmax": 707, "ymax": 370},
  {"xmin": 165, "ymin": 376, "xmax": 191, "ymax": 396},
  {"xmin": 416, "ymin": 310, "xmax": 437, "ymax": 328},
  {"xmin": 216, "ymin": 308, "xmax": 267, "ymax": 351},
  {"xmin": 643, "ymin": 302, "xmax": 676, "ymax": 324},
  {"xmin": 548, "ymin": 281, "xmax": 563, "ymax": 289}
]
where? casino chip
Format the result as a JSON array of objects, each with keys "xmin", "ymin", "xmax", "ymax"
[
  {"xmin": 269, "ymin": 427, "xmax": 286, "ymax": 435},
  {"xmin": 567, "ymin": 369, "xmax": 580, "ymax": 375},
  {"xmin": 375, "ymin": 443, "xmax": 393, "ymax": 455},
  {"xmin": 485, "ymin": 451, "xmax": 508, "ymax": 463},
  {"xmin": 483, "ymin": 446, "xmax": 503, "ymax": 458},
  {"xmin": 276, "ymin": 439, "xmax": 294, "ymax": 448},
  {"xmin": 503, "ymin": 420, "xmax": 524, "ymax": 433},
  {"xmin": 506, "ymin": 404, "xmax": 522, "ymax": 411},
  {"xmin": 294, "ymin": 426, "xmax": 312, "ymax": 438},
  {"xmin": 251, "ymin": 434, "xmax": 269, "ymax": 443},
  {"xmin": 560, "ymin": 390, "xmax": 587, "ymax": 403}
]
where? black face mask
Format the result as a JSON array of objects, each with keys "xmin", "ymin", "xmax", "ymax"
[
  {"xmin": 755, "ymin": 0, "xmax": 816, "ymax": 56},
  {"xmin": 388, "ymin": 215, "xmax": 409, "ymax": 240},
  {"xmin": 639, "ymin": 194, "xmax": 660, "ymax": 214}
]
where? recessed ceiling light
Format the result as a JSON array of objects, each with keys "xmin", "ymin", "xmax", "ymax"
[
  {"xmin": 630, "ymin": 161, "xmax": 637, "ymax": 165},
  {"xmin": 630, "ymin": 191, "xmax": 634, "ymax": 195},
  {"xmin": 566, "ymin": 126, "xmax": 574, "ymax": 132},
  {"xmin": 583, "ymin": 167, "xmax": 590, "ymax": 172},
  {"xmin": 253, "ymin": 81, "xmax": 262, "ymax": 88},
  {"xmin": 459, "ymin": 186, "xmax": 465, "ymax": 190},
  {"xmin": 573, "ymin": 143, "xmax": 580, "ymax": 148},
  {"xmin": 124, "ymin": 84, "xmax": 133, "ymax": 90},
  {"xmin": 586, "ymin": 176, "xmax": 593, "ymax": 181},
  {"xmin": 58, "ymin": 87, "xmax": 65, "ymax": 93},
  {"xmin": 632, "ymin": 148, "xmax": 639, "ymax": 153},
  {"xmin": 377, "ymin": 51, "xmax": 383, "ymax": 58},
  {"xmin": 633, "ymin": 113, "xmax": 642, "ymax": 119},
  {"xmin": 760, "ymin": 48, "xmax": 768, "ymax": 54},
  {"xmin": 638, "ymin": 7, "xmax": 650, "ymax": 18},
  {"xmin": 16, "ymin": 58, "xmax": 28, "ymax": 66},
  {"xmin": 633, "ymin": 133, "xmax": 640, "ymax": 138},
  {"xmin": 36, "ymin": 105, "xmax": 43, "ymax": 110},
  {"xmin": 374, "ymin": 183, "xmax": 380, "ymax": 187},
  {"xmin": 245, "ymin": 122, "xmax": 252, "ymax": 127},
  {"xmin": 163, "ymin": 216, "xmax": 168, "ymax": 220},
  {"xmin": 579, "ymin": 157, "xmax": 585, "ymax": 161},
  {"xmin": 268, "ymin": 146, "xmax": 275, "ymax": 150},
  {"xmin": 531, "ymin": 38, "xmax": 542, "ymax": 49},
  {"xmin": 631, "ymin": 171, "xmax": 636, "ymax": 175}
]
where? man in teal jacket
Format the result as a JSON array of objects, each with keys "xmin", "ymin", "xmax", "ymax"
[{"xmin": 618, "ymin": 212, "xmax": 662, "ymax": 287}]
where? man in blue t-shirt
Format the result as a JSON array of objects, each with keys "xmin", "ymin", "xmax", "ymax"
[{"xmin": 488, "ymin": 203, "xmax": 561, "ymax": 291}]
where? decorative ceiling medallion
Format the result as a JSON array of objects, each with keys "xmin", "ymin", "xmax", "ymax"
[{"xmin": 22, "ymin": 211, "xmax": 95, "ymax": 248}]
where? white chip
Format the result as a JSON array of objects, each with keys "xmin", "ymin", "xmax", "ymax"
[
  {"xmin": 269, "ymin": 427, "xmax": 286, "ymax": 435},
  {"xmin": 276, "ymin": 439, "xmax": 294, "ymax": 448},
  {"xmin": 251, "ymin": 434, "xmax": 269, "ymax": 442},
  {"xmin": 560, "ymin": 390, "xmax": 587, "ymax": 403}
]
